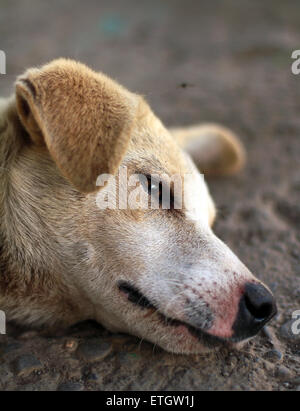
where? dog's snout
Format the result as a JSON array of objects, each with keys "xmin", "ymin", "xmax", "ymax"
[
  {"xmin": 244, "ymin": 283, "xmax": 275, "ymax": 321},
  {"xmin": 233, "ymin": 283, "xmax": 277, "ymax": 340}
]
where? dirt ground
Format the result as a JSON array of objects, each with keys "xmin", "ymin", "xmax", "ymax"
[{"xmin": 0, "ymin": 0, "xmax": 300, "ymax": 391}]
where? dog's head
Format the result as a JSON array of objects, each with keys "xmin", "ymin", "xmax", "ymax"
[{"xmin": 4, "ymin": 59, "xmax": 276, "ymax": 353}]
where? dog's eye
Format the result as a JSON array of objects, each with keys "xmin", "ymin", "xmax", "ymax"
[
  {"xmin": 145, "ymin": 175, "xmax": 174, "ymax": 209},
  {"xmin": 144, "ymin": 176, "xmax": 162, "ymax": 205},
  {"xmin": 148, "ymin": 178, "xmax": 161, "ymax": 198}
]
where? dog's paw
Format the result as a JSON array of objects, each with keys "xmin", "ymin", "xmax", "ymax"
[{"xmin": 171, "ymin": 123, "xmax": 246, "ymax": 176}]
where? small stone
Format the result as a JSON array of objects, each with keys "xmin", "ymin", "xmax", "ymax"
[
  {"xmin": 85, "ymin": 373, "xmax": 99, "ymax": 383},
  {"xmin": 263, "ymin": 349, "xmax": 283, "ymax": 362},
  {"xmin": 279, "ymin": 320, "xmax": 300, "ymax": 344},
  {"xmin": 77, "ymin": 339, "xmax": 112, "ymax": 362},
  {"xmin": 262, "ymin": 326, "xmax": 276, "ymax": 344},
  {"xmin": 57, "ymin": 382, "xmax": 84, "ymax": 391},
  {"xmin": 276, "ymin": 365, "xmax": 294, "ymax": 381},
  {"xmin": 12, "ymin": 354, "xmax": 42, "ymax": 377},
  {"xmin": 64, "ymin": 339, "xmax": 78, "ymax": 352}
]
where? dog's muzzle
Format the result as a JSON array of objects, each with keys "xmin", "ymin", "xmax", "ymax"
[{"xmin": 118, "ymin": 280, "xmax": 277, "ymax": 348}]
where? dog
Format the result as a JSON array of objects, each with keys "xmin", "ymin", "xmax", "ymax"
[{"xmin": 0, "ymin": 59, "xmax": 276, "ymax": 354}]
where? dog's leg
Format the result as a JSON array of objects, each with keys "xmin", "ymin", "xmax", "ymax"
[{"xmin": 170, "ymin": 123, "xmax": 246, "ymax": 176}]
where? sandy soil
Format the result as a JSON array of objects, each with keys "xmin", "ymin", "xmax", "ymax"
[{"xmin": 0, "ymin": 0, "xmax": 299, "ymax": 391}]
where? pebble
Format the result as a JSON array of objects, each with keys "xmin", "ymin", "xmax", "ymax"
[
  {"xmin": 263, "ymin": 349, "xmax": 283, "ymax": 363},
  {"xmin": 279, "ymin": 320, "xmax": 300, "ymax": 344},
  {"xmin": 12, "ymin": 354, "xmax": 43, "ymax": 377},
  {"xmin": 276, "ymin": 365, "xmax": 294, "ymax": 381},
  {"xmin": 77, "ymin": 339, "xmax": 112, "ymax": 362},
  {"xmin": 262, "ymin": 326, "xmax": 276, "ymax": 345},
  {"xmin": 64, "ymin": 339, "xmax": 78, "ymax": 352},
  {"xmin": 85, "ymin": 373, "xmax": 99, "ymax": 383}
]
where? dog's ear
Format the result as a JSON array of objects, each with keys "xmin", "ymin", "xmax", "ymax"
[
  {"xmin": 15, "ymin": 59, "xmax": 138, "ymax": 193},
  {"xmin": 171, "ymin": 124, "xmax": 245, "ymax": 176}
]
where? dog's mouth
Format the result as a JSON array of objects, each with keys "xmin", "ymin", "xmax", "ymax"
[{"xmin": 118, "ymin": 281, "xmax": 231, "ymax": 348}]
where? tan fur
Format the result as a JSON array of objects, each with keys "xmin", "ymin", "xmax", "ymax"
[
  {"xmin": 16, "ymin": 59, "xmax": 139, "ymax": 193},
  {"xmin": 171, "ymin": 124, "xmax": 245, "ymax": 176},
  {"xmin": 0, "ymin": 59, "xmax": 274, "ymax": 354}
]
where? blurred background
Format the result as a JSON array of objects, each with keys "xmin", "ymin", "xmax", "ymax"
[
  {"xmin": 1, "ymin": 0, "xmax": 300, "ymax": 131},
  {"xmin": 0, "ymin": 0, "xmax": 300, "ymax": 391}
]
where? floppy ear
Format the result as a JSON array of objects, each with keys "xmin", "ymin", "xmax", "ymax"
[
  {"xmin": 170, "ymin": 124, "xmax": 246, "ymax": 176},
  {"xmin": 15, "ymin": 59, "xmax": 138, "ymax": 193}
]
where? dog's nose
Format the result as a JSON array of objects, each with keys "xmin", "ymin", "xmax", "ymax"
[{"xmin": 233, "ymin": 283, "xmax": 277, "ymax": 339}]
